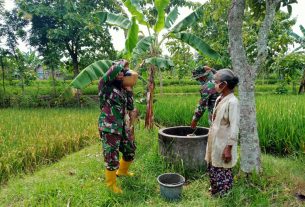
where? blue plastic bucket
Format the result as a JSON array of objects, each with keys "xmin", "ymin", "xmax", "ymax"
[{"xmin": 157, "ymin": 173, "xmax": 185, "ymax": 200}]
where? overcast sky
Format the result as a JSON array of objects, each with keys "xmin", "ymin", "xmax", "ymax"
[{"xmin": 3, "ymin": 0, "xmax": 305, "ymax": 52}]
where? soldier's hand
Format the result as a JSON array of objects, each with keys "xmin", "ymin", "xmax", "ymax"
[
  {"xmin": 191, "ymin": 120, "xmax": 197, "ymax": 129},
  {"xmin": 125, "ymin": 86, "xmax": 132, "ymax": 91}
]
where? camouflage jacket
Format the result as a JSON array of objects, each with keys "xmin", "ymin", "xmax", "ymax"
[
  {"xmin": 98, "ymin": 63, "xmax": 134, "ymax": 135},
  {"xmin": 192, "ymin": 72, "xmax": 219, "ymax": 125}
]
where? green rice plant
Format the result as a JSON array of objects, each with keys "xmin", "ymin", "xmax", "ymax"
[
  {"xmin": 0, "ymin": 108, "xmax": 99, "ymax": 184},
  {"xmin": 136, "ymin": 94, "xmax": 208, "ymax": 127},
  {"xmin": 137, "ymin": 94, "xmax": 305, "ymax": 155},
  {"xmin": 256, "ymin": 95, "xmax": 305, "ymax": 155}
]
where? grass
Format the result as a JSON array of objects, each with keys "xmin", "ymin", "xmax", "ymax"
[{"xmin": 0, "ymin": 125, "xmax": 304, "ymax": 206}]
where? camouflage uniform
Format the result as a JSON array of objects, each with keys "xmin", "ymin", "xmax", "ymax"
[
  {"xmin": 98, "ymin": 62, "xmax": 136, "ymax": 171},
  {"xmin": 192, "ymin": 69, "xmax": 219, "ymax": 125}
]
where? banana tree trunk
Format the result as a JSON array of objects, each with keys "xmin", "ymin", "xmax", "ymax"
[
  {"xmin": 145, "ymin": 65, "xmax": 155, "ymax": 129},
  {"xmin": 298, "ymin": 68, "xmax": 305, "ymax": 94},
  {"xmin": 159, "ymin": 68, "xmax": 163, "ymax": 95}
]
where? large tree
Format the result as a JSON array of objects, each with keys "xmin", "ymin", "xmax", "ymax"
[
  {"xmin": 190, "ymin": 0, "xmax": 296, "ymax": 73},
  {"xmin": 227, "ymin": 0, "xmax": 296, "ymax": 173},
  {"xmin": 17, "ymin": 0, "xmax": 118, "ymax": 77}
]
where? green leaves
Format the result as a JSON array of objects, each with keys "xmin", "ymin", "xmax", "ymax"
[
  {"xmin": 95, "ymin": 11, "xmax": 131, "ymax": 29},
  {"xmin": 174, "ymin": 32, "xmax": 220, "ymax": 60},
  {"xmin": 132, "ymin": 36, "xmax": 155, "ymax": 59},
  {"xmin": 153, "ymin": 0, "xmax": 170, "ymax": 33},
  {"xmin": 171, "ymin": 5, "xmax": 203, "ymax": 33},
  {"xmin": 70, "ymin": 60, "xmax": 112, "ymax": 89},
  {"xmin": 124, "ymin": 0, "xmax": 147, "ymax": 25},
  {"xmin": 125, "ymin": 16, "xmax": 139, "ymax": 57},
  {"xmin": 145, "ymin": 57, "xmax": 174, "ymax": 68},
  {"xmin": 165, "ymin": 6, "xmax": 179, "ymax": 29}
]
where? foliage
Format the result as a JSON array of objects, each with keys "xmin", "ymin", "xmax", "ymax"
[
  {"xmin": 166, "ymin": 40, "xmax": 196, "ymax": 79},
  {"xmin": 271, "ymin": 53, "xmax": 305, "ymax": 84},
  {"xmin": 290, "ymin": 24, "xmax": 305, "ymax": 52},
  {"xmin": 0, "ymin": 9, "xmax": 28, "ymax": 55},
  {"xmin": 17, "ymin": 0, "xmax": 117, "ymax": 77},
  {"xmin": 190, "ymin": 0, "xmax": 296, "ymax": 71}
]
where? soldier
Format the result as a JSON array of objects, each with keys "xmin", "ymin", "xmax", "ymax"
[
  {"xmin": 191, "ymin": 66, "xmax": 219, "ymax": 129},
  {"xmin": 98, "ymin": 60, "xmax": 136, "ymax": 194}
]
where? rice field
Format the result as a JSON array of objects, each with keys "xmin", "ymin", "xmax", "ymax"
[
  {"xmin": 0, "ymin": 108, "xmax": 99, "ymax": 184},
  {"xmin": 141, "ymin": 94, "xmax": 305, "ymax": 155},
  {"xmin": 1, "ymin": 93, "xmax": 304, "ymax": 185}
]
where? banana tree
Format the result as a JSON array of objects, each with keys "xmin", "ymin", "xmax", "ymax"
[{"xmin": 79, "ymin": 1, "xmax": 220, "ymax": 128}]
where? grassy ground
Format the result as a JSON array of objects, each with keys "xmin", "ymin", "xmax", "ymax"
[{"xmin": 0, "ymin": 124, "xmax": 304, "ymax": 207}]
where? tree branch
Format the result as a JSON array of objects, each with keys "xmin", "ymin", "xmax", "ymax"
[{"xmin": 254, "ymin": 0, "xmax": 281, "ymax": 71}]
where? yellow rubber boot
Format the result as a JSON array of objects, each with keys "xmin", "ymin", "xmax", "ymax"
[
  {"xmin": 105, "ymin": 169, "xmax": 123, "ymax": 194},
  {"xmin": 116, "ymin": 159, "xmax": 134, "ymax": 177}
]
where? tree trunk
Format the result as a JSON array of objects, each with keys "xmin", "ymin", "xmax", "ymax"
[
  {"xmin": 21, "ymin": 74, "xmax": 25, "ymax": 95},
  {"xmin": 1, "ymin": 57, "xmax": 5, "ymax": 93},
  {"xmin": 51, "ymin": 66, "xmax": 57, "ymax": 96},
  {"xmin": 228, "ymin": 0, "xmax": 280, "ymax": 173},
  {"xmin": 145, "ymin": 65, "xmax": 155, "ymax": 129},
  {"xmin": 238, "ymin": 67, "xmax": 261, "ymax": 173},
  {"xmin": 72, "ymin": 54, "xmax": 79, "ymax": 78},
  {"xmin": 298, "ymin": 68, "xmax": 305, "ymax": 94},
  {"xmin": 159, "ymin": 68, "xmax": 163, "ymax": 95}
]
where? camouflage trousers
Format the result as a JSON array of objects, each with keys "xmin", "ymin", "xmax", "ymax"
[{"xmin": 100, "ymin": 131, "xmax": 136, "ymax": 171}]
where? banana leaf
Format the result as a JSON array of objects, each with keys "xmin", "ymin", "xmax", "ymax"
[
  {"xmin": 145, "ymin": 57, "xmax": 174, "ymax": 68},
  {"xmin": 300, "ymin": 25, "xmax": 305, "ymax": 36},
  {"xmin": 171, "ymin": 5, "xmax": 203, "ymax": 33},
  {"xmin": 124, "ymin": 0, "xmax": 147, "ymax": 25},
  {"xmin": 153, "ymin": 0, "xmax": 170, "ymax": 32},
  {"xmin": 289, "ymin": 31, "xmax": 303, "ymax": 43},
  {"xmin": 132, "ymin": 36, "xmax": 155, "ymax": 59},
  {"xmin": 95, "ymin": 11, "xmax": 130, "ymax": 30},
  {"xmin": 174, "ymin": 32, "xmax": 220, "ymax": 60},
  {"xmin": 165, "ymin": 5, "xmax": 179, "ymax": 29},
  {"xmin": 125, "ymin": 16, "xmax": 139, "ymax": 57},
  {"xmin": 70, "ymin": 60, "xmax": 113, "ymax": 89}
]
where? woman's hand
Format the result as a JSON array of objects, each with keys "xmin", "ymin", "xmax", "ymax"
[{"xmin": 222, "ymin": 145, "xmax": 232, "ymax": 163}]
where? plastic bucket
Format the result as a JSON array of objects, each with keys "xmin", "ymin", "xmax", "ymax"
[{"xmin": 157, "ymin": 173, "xmax": 185, "ymax": 200}]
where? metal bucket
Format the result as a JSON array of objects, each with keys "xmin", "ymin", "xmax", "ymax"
[{"xmin": 157, "ymin": 173, "xmax": 185, "ymax": 200}]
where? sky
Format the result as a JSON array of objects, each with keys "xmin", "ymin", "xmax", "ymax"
[{"xmin": 3, "ymin": 0, "xmax": 305, "ymax": 53}]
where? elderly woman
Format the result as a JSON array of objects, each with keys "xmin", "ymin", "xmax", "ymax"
[{"xmin": 205, "ymin": 68, "xmax": 240, "ymax": 196}]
